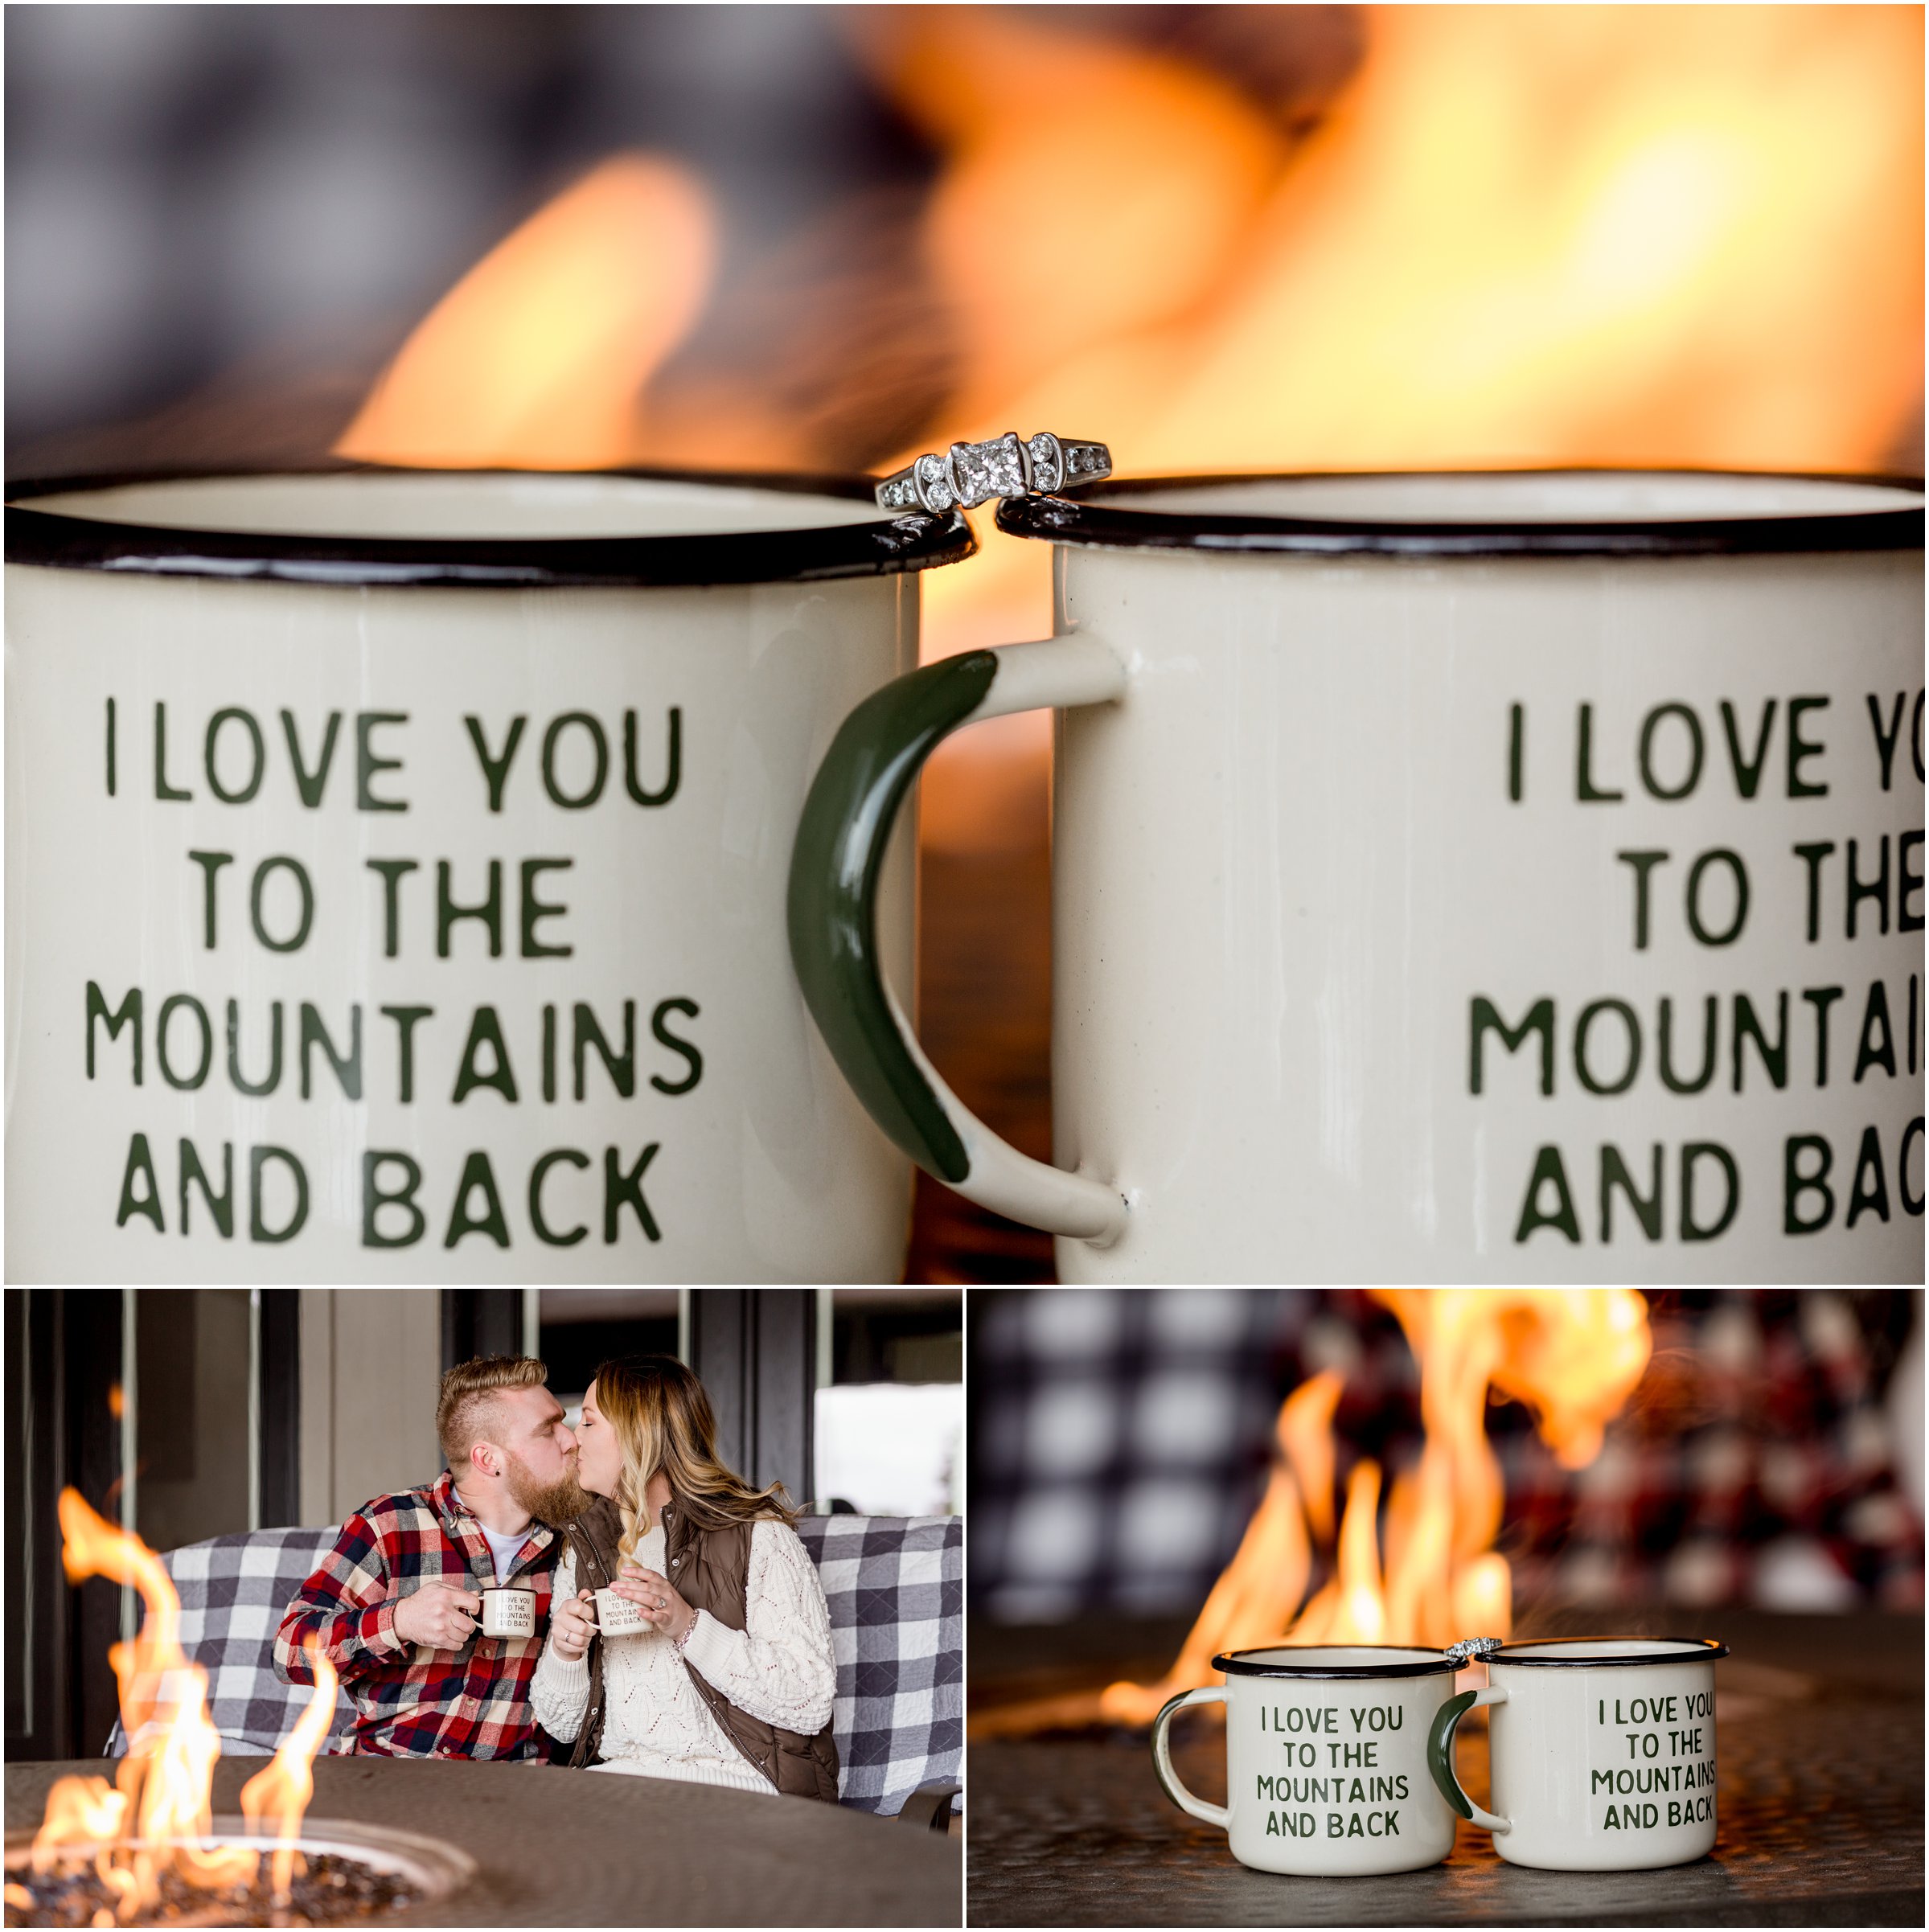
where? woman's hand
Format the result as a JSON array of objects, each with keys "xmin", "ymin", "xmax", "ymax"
[
  {"xmin": 614, "ymin": 1561, "xmax": 695, "ymax": 1644},
  {"xmin": 551, "ymin": 1588, "xmax": 599, "ymax": 1662}
]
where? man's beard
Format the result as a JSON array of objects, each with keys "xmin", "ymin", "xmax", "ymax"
[{"xmin": 503, "ymin": 1453, "xmax": 593, "ymax": 1526}]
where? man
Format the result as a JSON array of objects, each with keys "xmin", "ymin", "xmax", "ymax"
[{"xmin": 277, "ymin": 1354, "xmax": 589, "ymax": 1758}]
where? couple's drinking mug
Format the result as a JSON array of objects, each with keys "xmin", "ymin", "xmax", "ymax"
[
  {"xmin": 10, "ymin": 468, "xmax": 1920, "ymax": 1279},
  {"xmin": 1153, "ymin": 1636, "xmax": 1727, "ymax": 1875}
]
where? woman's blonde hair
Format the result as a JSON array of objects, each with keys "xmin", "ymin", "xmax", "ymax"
[{"xmin": 592, "ymin": 1356, "xmax": 798, "ymax": 1559}]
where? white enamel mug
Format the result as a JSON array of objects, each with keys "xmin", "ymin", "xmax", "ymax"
[
  {"xmin": 791, "ymin": 470, "xmax": 1925, "ymax": 1281},
  {"xmin": 592, "ymin": 1586, "xmax": 649, "ymax": 1639},
  {"xmin": 1428, "ymin": 1635, "xmax": 1728, "ymax": 1871},
  {"xmin": 6, "ymin": 468, "xmax": 971, "ymax": 1281},
  {"xmin": 479, "ymin": 1585, "xmax": 536, "ymax": 1640},
  {"xmin": 1151, "ymin": 1645, "xmax": 1462, "ymax": 1876}
]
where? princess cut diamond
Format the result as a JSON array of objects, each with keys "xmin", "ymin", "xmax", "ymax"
[{"xmin": 948, "ymin": 433, "xmax": 1026, "ymax": 507}]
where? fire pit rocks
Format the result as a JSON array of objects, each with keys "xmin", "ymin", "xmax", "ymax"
[{"xmin": 4, "ymin": 1816, "xmax": 458, "ymax": 1929}]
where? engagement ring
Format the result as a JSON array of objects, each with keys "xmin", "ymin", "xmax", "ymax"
[{"xmin": 875, "ymin": 433, "xmax": 1112, "ymax": 513}]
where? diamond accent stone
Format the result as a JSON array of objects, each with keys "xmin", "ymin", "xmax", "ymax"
[
  {"xmin": 914, "ymin": 453, "xmax": 955, "ymax": 511},
  {"xmin": 949, "ymin": 433, "xmax": 1026, "ymax": 507},
  {"xmin": 1028, "ymin": 434, "xmax": 1061, "ymax": 490}
]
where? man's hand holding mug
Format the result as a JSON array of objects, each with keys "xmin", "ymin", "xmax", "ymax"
[{"xmin": 392, "ymin": 1581, "xmax": 482, "ymax": 1651}]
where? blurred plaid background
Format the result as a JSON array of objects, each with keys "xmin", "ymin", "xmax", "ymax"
[{"xmin": 967, "ymin": 1290, "xmax": 1924, "ymax": 1624}]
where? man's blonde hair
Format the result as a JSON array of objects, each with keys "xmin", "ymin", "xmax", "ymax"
[{"xmin": 437, "ymin": 1356, "xmax": 549, "ymax": 1470}]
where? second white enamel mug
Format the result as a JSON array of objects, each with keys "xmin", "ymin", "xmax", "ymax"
[
  {"xmin": 1429, "ymin": 1635, "xmax": 1728, "ymax": 1871},
  {"xmin": 790, "ymin": 470, "xmax": 1924, "ymax": 1282}
]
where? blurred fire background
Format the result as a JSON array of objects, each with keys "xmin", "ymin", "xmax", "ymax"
[
  {"xmin": 9, "ymin": 5, "xmax": 1923, "ymax": 1279},
  {"xmin": 968, "ymin": 1288, "xmax": 1923, "ymax": 1628}
]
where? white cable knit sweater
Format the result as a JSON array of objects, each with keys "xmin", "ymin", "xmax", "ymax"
[{"xmin": 531, "ymin": 1519, "xmax": 837, "ymax": 1796}]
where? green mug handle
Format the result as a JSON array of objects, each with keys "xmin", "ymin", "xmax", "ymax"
[
  {"xmin": 786, "ymin": 637, "xmax": 1130, "ymax": 1245},
  {"xmin": 1151, "ymin": 1686, "xmax": 1230, "ymax": 1828},
  {"xmin": 1427, "ymin": 1684, "xmax": 1512, "ymax": 1833}
]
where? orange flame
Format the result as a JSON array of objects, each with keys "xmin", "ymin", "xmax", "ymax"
[
  {"xmin": 34, "ymin": 1491, "xmax": 335, "ymax": 1917},
  {"xmin": 978, "ymin": 1290, "xmax": 1651, "ymax": 1735},
  {"xmin": 330, "ymin": 13, "xmax": 1919, "ymax": 819},
  {"xmin": 870, "ymin": 2, "xmax": 1923, "ymax": 667},
  {"xmin": 336, "ymin": 154, "xmax": 717, "ymax": 470},
  {"xmin": 239, "ymin": 1643, "xmax": 339, "ymax": 1900}
]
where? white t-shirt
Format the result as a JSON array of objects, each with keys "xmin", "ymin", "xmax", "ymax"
[{"xmin": 478, "ymin": 1521, "xmax": 528, "ymax": 1583}]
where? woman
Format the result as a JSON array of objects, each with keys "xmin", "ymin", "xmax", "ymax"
[{"xmin": 532, "ymin": 1356, "xmax": 839, "ymax": 1800}]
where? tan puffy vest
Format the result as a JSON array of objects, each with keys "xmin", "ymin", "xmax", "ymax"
[{"xmin": 560, "ymin": 1494, "xmax": 839, "ymax": 1803}]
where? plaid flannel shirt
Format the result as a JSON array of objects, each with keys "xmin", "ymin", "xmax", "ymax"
[{"xmin": 274, "ymin": 1470, "xmax": 559, "ymax": 1759}]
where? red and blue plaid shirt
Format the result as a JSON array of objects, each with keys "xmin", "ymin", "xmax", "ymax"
[{"xmin": 275, "ymin": 1470, "xmax": 559, "ymax": 1759}]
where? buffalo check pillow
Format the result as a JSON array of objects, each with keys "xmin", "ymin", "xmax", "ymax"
[
  {"xmin": 110, "ymin": 1513, "xmax": 962, "ymax": 1814},
  {"xmin": 795, "ymin": 1514, "xmax": 963, "ymax": 1815},
  {"xmin": 107, "ymin": 1525, "xmax": 355, "ymax": 1758}
]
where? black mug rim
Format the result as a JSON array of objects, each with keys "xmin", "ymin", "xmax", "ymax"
[
  {"xmin": 1488, "ymin": 1635, "xmax": 1730, "ymax": 1667},
  {"xmin": 996, "ymin": 465, "xmax": 1925, "ymax": 556},
  {"xmin": 4, "ymin": 461, "xmax": 976, "ymax": 589},
  {"xmin": 1213, "ymin": 1643, "xmax": 1459, "ymax": 1680}
]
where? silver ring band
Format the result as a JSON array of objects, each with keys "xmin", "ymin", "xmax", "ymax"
[{"xmin": 876, "ymin": 433, "xmax": 1112, "ymax": 513}]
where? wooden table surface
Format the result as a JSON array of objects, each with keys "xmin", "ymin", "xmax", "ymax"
[
  {"xmin": 964, "ymin": 1608, "xmax": 1924, "ymax": 1927},
  {"xmin": 6, "ymin": 1755, "xmax": 961, "ymax": 1928}
]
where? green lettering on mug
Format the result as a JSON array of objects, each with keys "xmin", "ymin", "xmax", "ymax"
[
  {"xmin": 356, "ymin": 712, "xmax": 408, "ymax": 812},
  {"xmin": 249, "ymin": 1146, "xmax": 308, "ymax": 1243},
  {"xmin": 179, "ymin": 1138, "xmax": 233, "ymax": 1239},
  {"xmin": 205, "ymin": 708, "xmax": 265, "ymax": 805},
  {"xmin": 529, "ymin": 1149, "xmax": 592, "ymax": 1247},
  {"xmin": 1515, "ymin": 1145, "xmax": 1581, "ymax": 1244},
  {"xmin": 444, "ymin": 1150, "xmax": 511, "ymax": 1249},
  {"xmin": 86, "ymin": 982, "xmax": 144, "ymax": 1084},
  {"xmin": 452, "ymin": 1006, "xmax": 519, "ymax": 1105},
  {"xmin": 117, "ymin": 1132, "xmax": 163, "ymax": 1231},
  {"xmin": 465, "ymin": 715, "xmax": 527, "ymax": 813},
  {"xmin": 363, "ymin": 1151, "xmax": 426, "ymax": 1248},
  {"xmin": 281, "ymin": 709, "xmax": 343, "ymax": 807}
]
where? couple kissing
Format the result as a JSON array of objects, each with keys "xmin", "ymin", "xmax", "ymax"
[{"xmin": 273, "ymin": 1353, "xmax": 838, "ymax": 1799}]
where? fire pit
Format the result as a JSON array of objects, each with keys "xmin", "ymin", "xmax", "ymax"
[
  {"xmin": 6, "ymin": 1758, "xmax": 961, "ymax": 1929},
  {"xmin": 4, "ymin": 1816, "xmax": 470, "ymax": 1929}
]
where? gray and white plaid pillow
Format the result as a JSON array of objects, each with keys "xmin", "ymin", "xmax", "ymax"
[
  {"xmin": 107, "ymin": 1526, "xmax": 355, "ymax": 1759},
  {"xmin": 795, "ymin": 1515, "xmax": 962, "ymax": 1816},
  {"xmin": 110, "ymin": 1514, "xmax": 962, "ymax": 1815}
]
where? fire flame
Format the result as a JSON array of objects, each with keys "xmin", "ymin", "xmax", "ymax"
[
  {"xmin": 238, "ymin": 1640, "xmax": 339, "ymax": 1899},
  {"xmin": 328, "ymin": 8, "xmax": 1920, "ymax": 842},
  {"xmin": 335, "ymin": 154, "xmax": 716, "ymax": 470},
  {"xmin": 975, "ymin": 1290, "xmax": 1652, "ymax": 1735},
  {"xmin": 867, "ymin": 2, "xmax": 1923, "ymax": 667},
  {"xmin": 30, "ymin": 1491, "xmax": 338, "ymax": 1918}
]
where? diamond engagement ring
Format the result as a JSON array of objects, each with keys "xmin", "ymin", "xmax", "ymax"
[{"xmin": 875, "ymin": 433, "xmax": 1112, "ymax": 513}]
